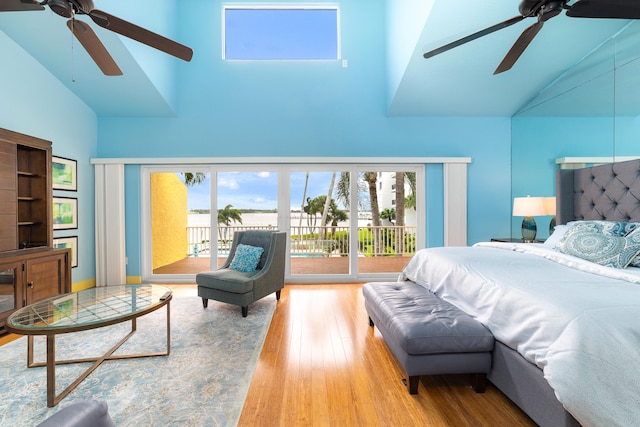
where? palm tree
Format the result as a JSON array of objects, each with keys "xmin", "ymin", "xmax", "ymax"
[
  {"xmin": 217, "ymin": 204, "xmax": 243, "ymax": 240},
  {"xmin": 182, "ymin": 172, "xmax": 207, "ymax": 187},
  {"xmin": 364, "ymin": 172, "xmax": 382, "ymax": 255},
  {"xmin": 380, "ymin": 208, "xmax": 395, "ymax": 224},
  {"xmin": 395, "ymin": 172, "xmax": 405, "ymax": 256}
]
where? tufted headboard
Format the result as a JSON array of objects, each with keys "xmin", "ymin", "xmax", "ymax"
[{"xmin": 556, "ymin": 159, "xmax": 640, "ymax": 225}]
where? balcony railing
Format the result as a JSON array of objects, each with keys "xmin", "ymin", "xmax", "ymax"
[{"xmin": 186, "ymin": 225, "xmax": 416, "ymax": 258}]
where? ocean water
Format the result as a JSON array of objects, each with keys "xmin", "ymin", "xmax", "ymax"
[{"xmin": 188, "ymin": 212, "xmax": 371, "ymax": 228}]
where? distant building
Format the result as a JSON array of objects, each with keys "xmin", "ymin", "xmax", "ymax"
[{"xmin": 376, "ymin": 172, "xmax": 416, "ymax": 227}]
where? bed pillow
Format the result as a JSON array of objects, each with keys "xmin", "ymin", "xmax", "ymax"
[
  {"xmin": 229, "ymin": 244, "xmax": 264, "ymax": 273},
  {"xmin": 555, "ymin": 230, "xmax": 640, "ymax": 268},
  {"xmin": 564, "ymin": 220, "xmax": 638, "ymax": 237},
  {"xmin": 544, "ymin": 224, "xmax": 569, "ymax": 247},
  {"xmin": 626, "ymin": 228, "xmax": 640, "ymax": 268}
]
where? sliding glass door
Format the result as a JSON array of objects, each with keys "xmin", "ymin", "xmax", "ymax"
[{"xmin": 142, "ymin": 163, "xmax": 424, "ymax": 282}]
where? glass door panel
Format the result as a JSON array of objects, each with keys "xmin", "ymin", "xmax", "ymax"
[
  {"xmin": 290, "ymin": 171, "xmax": 351, "ymax": 276},
  {"xmin": 150, "ymin": 171, "xmax": 211, "ymax": 275},
  {"xmin": 216, "ymin": 171, "xmax": 279, "ymax": 269},
  {"xmin": 357, "ymin": 170, "xmax": 417, "ymax": 274}
]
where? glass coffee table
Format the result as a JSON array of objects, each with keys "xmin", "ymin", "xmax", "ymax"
[{"xmin": 5, "ymin": 284, "xmax": 172, "ymax": 407}]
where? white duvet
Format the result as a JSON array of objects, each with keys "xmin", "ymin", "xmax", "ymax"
[{"xmin": 399, "ymin": 242, "xmax": 640, "ymax": 427}]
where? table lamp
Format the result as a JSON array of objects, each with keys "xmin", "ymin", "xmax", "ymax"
[
  {"xmin": 544, "ymin": 196, "xmax": 557, "ymax": 235},
  {"xmin": 513, "ymin": 196, "xmax": 545, "ymax": 242}
]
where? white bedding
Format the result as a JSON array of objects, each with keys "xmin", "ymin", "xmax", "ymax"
[{"xmin": 399, "ymin": 242, "xmax": 640, "ymax": 427}]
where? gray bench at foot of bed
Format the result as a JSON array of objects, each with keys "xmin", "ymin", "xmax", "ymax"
[{"xmin": 363, "ymin": 281, "xmax": 495, "ymax": 395}]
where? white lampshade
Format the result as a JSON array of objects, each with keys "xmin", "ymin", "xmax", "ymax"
[
  {"xmin": 543, "ymin": 197, "xmax": 556, "ymax": 215},
  {"xmin": 513, "ymin": 196, "xmax": 545, "ymax": 217}
]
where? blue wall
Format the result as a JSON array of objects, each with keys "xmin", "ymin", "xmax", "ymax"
[
  {"xmin": 2, "ymin": 0, "xmax": 515, "ymax": 282},
  {"xmin": 0, "ymin": 31, "xmax": 98, "ymax": 285}
]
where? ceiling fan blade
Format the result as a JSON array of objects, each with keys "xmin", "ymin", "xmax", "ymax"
[
  {"xmin": 423, "ymin": 15, "xmax": 525, "ymax": 59},
  {"xmin": 67, "ymin": 19, "xmax": 123, "ymax": 76},
  {"xmin": 494, "ymin": 20, "xmax": 543, "ymax": 75},
  {"xmin": 0, "ymin": 0, "xmax": 44, "ymax": 12},
  {"xmin": 567, "ymin": 0, "xmax": 640, "ymax": 19},
  {"xmin": 88, "ymin": 10, "xmax": 193, "ymax": 62}
]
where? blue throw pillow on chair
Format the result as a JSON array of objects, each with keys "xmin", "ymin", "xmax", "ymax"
[{"xmin": 229, "ymin": 244, "xmax": 265, "ymax": 272}]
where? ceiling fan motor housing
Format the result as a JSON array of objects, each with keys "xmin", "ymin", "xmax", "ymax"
[
  {"xmin": 519, "ymin": 0, "xmax": 566, "ymax": 19},
  {"xmin": 48, "ymin": 0, "xmax": 94, "ymax": 18}
]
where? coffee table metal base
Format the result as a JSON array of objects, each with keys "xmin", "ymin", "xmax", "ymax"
[{"xmin": 26, "ymin": 301, "xmax": 171, "ymax": 407}]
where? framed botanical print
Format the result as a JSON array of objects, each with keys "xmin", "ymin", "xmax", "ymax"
[
  {"xmin": 52, "ymin": 156, "xmax": 77, "ymax": 191},
  {"xmin": 53, "ymin": 197, "xmax": 78, "ymax": 230},
  {"xmin": 53, "ymin": 236, "xmax": 78, "ymax": 268}
]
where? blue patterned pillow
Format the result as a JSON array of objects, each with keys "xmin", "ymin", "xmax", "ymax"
[
  {"xmin": 565, "ymin": 220, "xmax": 639, "ymax": 237},
  {"xmin": 556, "ymin": 230, "xmax": 640, "ymax": 268},
  {"xmin": 229, "ymin": 244, "xmax": 264, "ymax": 273}
]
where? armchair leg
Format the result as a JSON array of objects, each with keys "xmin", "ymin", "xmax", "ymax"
[
  {"xmin": 241, "ymin": 306, "xmax": 248, "ymax": 317},
  {"xmin": 202, "ymin": 298, "xmax": 208, "ymax": 308},
  {"xmin": 275, "ymin": 290, "xmax": 281, "ymax": 300}
]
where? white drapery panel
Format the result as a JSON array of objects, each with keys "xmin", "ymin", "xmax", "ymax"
[
  {"xmin": 95, "ymin": 163, "xmax": 126, "ymax": 286},
  {"xmin": 444, "ymin": 162, "xmax": 468, "ymax": 246}
]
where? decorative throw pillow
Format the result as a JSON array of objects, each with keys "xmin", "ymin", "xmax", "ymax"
[
  {"xmin": 626, "ymin": 228, "xmax": 640, "ymax": 268},
  {"xmin": 565, "ymin": 220, "xmax": 638, "ymax": 237},
  {"xmin": 229, "ymin": 244, "xmax": 264, "ymax": 273},
  {"xmin": 556, "ymin": 230, "xmax": 640, "ymax": 268}
]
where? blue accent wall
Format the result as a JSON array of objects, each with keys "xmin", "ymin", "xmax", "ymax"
[{"xmin": 0, "ymin": 31, "xmax": 98, "ymax": 285}]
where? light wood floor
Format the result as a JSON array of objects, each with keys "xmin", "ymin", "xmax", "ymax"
[
  {"xmin": 0, "ymin": 283, "xmax": 536, "ymax": 426},
  {"xmin": 238, "ymin": 283, "xmax": 536, "ymax": 426}
]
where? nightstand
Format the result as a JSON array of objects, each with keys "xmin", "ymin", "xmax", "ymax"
[{"xmin": 491, "ymin": 237, "xmax": 545, "ymax": 243}]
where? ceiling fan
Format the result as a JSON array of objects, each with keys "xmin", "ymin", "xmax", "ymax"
[
  {"xmin": 423, "ymin": 0, "xmax": 640, "ymax": 75},
  {"xmin": 0, "ymin": 0, "xmax": 193, "ymax": 76}
]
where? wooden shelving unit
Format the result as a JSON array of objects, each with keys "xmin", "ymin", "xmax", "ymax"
[{"xmin": 0, "ymin": 128, "xmax": 70, "ymax": 333}]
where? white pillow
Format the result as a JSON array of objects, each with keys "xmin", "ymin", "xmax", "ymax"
[{"xmin": 544, "ymin": 224, "xmax": 569, "ymax": 248}]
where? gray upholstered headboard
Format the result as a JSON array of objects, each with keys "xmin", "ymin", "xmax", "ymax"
[{"xmin": 556, "ymin": 159, "xmax": 640, "ymax": 225}]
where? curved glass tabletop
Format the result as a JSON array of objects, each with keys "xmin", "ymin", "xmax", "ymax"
[{"xmin": 6, "ymin": 284, "xmax": 171, "ymax": 334}]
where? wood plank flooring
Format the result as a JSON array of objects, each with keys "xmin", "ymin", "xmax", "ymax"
[
  {"xmin": 0, "ymin": 283, "xmax": 536, "ymax": 426},
  {"xmin": 239, "ymin": 283, "xmax": 536, "ymax": 426}
]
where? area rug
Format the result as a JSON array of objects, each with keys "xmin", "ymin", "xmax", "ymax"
[{"xmin": 0, "ymin": 295, "xmax": 276, "ymax": 427}]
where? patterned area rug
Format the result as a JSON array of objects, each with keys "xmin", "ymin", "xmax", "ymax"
[{"xmin": 0, "ymin": 295, "xmax": 276, "ymax": 426}]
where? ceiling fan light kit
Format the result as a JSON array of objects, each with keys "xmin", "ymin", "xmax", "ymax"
[
  {"xmin": 423, "ymin": 0, "xmax": 640, "ymax": 74},
  {"xmin": 0, "ymin": 0, "xmax": 194, "ymax": 76}
]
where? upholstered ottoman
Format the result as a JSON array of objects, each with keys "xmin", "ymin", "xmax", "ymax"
[{"xmin": 363, "ymin": 281, "xmax": 494, "ymax": 394}]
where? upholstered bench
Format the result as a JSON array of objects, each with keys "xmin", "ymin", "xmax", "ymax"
[{"xmin": 363, "ymin": 281, "xmax": 494, "ymax": 394}]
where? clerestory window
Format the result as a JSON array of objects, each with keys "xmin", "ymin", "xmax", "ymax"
[{"xmin": 223, "ymin": 6, "xmax": 339, "ymax": 60}]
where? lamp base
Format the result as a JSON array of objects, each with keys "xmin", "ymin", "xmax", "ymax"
[{"xmin": 521, "ymin": 216, "xmax": 537, "ymax": 243}]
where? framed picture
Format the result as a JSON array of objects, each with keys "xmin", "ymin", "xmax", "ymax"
[
  {"xmin": 52, "ymin": 156, "xmax": 77, "ymax": 191},
  {"xmin": 53, "ymin": 236, "xmax": 78, "ymax": 268},
  {"xmin": 53, "ymin": 197, "xmax": 78, "ymax": 230}
]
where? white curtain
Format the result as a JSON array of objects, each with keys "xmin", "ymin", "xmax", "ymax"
[
  {"xmin": 95, "ymin": 163, "xmax": 126, "ymax": 286},
  {"xmin": 444, "ymin": 162, "xmax": 468, "ymax": 246}
]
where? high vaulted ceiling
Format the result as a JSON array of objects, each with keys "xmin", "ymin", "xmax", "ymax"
[{"xmin": 0, "ymin": 1, "xmax": 636, "ymax": 117}]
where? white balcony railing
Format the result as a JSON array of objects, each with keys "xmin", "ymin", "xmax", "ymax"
[{"xmin": 186, "ymin": 225, "xmax": 416, "ymax": 258}]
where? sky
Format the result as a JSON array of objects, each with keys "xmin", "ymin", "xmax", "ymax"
[
  {"xmin": 185, "ymin": 171, "xmax": 354, "ymax": 211},
  {"xmin": 224, "ymin": 8, "xmax": 338, "ymax": 60}
]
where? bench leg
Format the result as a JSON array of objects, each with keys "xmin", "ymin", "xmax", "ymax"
[
  {"xmin": 406, "ymin": 376, "xmax": 419, "ymax": 395},
  {"xmin": 276, "ymin": 290, "xmax": 281, "ymax": 300},
  {"xmin": 241, "ymin": 306, "xmax": 248, "ymax": 317},
  {"xmin": 202, "ymin": 298, "xmax": 208, "ymax": 308},
  {"xmin": 471, "ymin": 373, "xmax": 487, "ymax": 393}
]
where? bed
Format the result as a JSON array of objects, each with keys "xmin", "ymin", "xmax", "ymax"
[{"xmin": 398, "ymin": 159, "xmax": 640, "ymax": 427}]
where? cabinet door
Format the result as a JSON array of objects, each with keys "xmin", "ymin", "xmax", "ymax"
[
  {"xmin": 25, "ymin": 251, "xmax": 69, "ymax": 304},
  {"xmin": 0, "ymin": 261, "xmax": 23, "ymax": 332}
]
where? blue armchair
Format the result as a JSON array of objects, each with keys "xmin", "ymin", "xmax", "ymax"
[{"xmin": 196, "ymin": 230, "xmax": 286, "ymax": 317}]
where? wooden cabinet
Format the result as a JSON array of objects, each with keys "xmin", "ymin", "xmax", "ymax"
[
  {"xmin": 0, "ymin": 128, "xmax": 70, "ymax": 333},
  {"xmin": 0, "ymin": 249, "xmax": 71, "ymax": 334}
]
